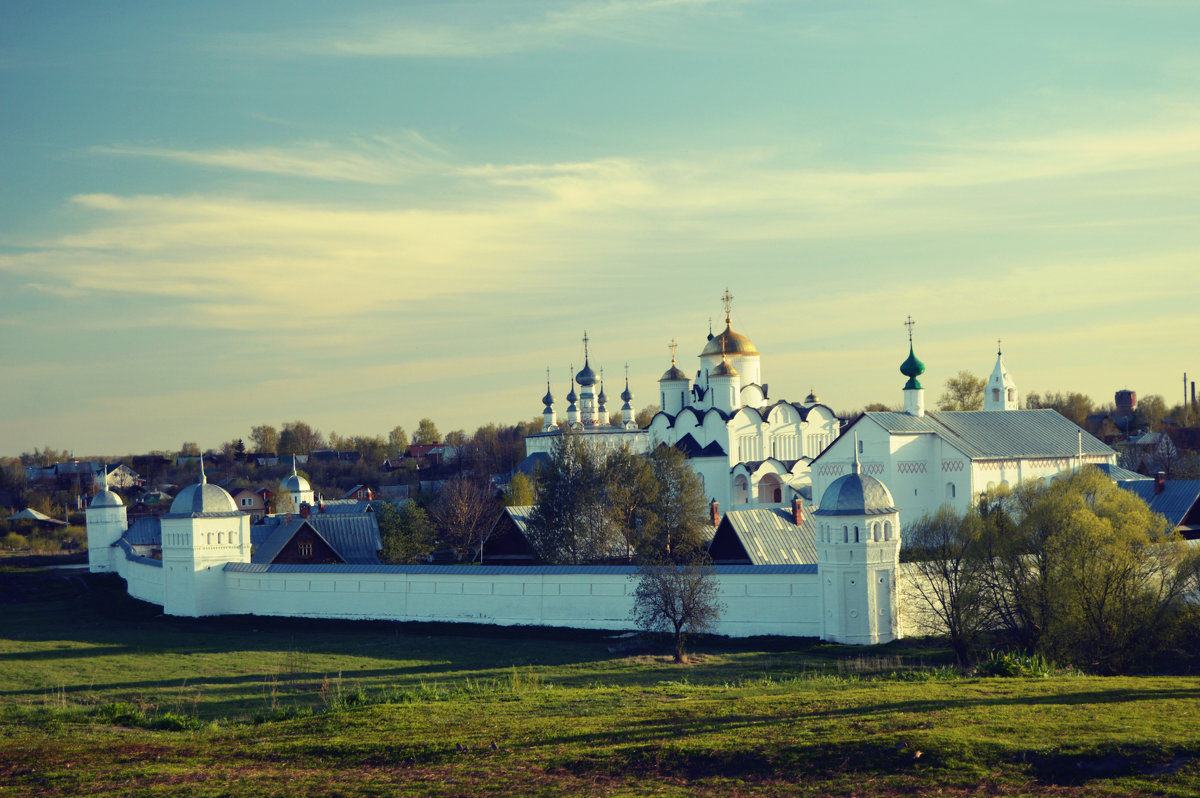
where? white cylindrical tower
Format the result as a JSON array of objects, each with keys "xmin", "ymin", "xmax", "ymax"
[
  {"xmin": 659, "ymin": 341, "xmax": 691, "ymax": 416},
  {"xmin": 86, "ymin": 470, "xmax": 127, "ymax": 573}
]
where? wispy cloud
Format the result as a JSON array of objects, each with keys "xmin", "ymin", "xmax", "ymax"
[{"xmin": 227, "ymin": 0, "xmax": 738, "ymax": 59}]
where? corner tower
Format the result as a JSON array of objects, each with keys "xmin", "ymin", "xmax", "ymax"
[
  {"xmin": 86, "ymin": 470, "xmax": 127, "ymax": 573},
  {"xmin": 814, "ymin": 442, "xmax": 902, "ymax": 645}
]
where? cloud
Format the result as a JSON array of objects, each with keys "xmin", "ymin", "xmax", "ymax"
[{"xmin": 227, "ymin": 0, "xmax": 738, "ymax": 59}]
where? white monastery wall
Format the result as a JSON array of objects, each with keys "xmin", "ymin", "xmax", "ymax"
[{"xmin": 209, "ymin": 565, "xmax": 823, "ymax": 638}]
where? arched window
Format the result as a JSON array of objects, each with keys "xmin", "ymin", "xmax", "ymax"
[
  {"xmin": 993, "ymin": 388, "xmax": 1001, "ymax": 402},
  {"xmin": 873, "ymin": 522, "xmax": 881, "ymax": 542},
  {"xmin": 1007, "ymin": 388, "xmax": 1015, "ymax": 402},
  {"xmin": 843, "ymin": 525, "xmax": 849, "ymax": 543},
  {"xmin": 884, "ymin": 521, "xmax": 893, "ymax": 540},
  {"xmin": 946, "ymin": 482, "xmax": 956, "ymax": 500},
  {"xmin": 206, "ymin": 532, "xmax": 212, "ymax": 545},
  {"xmin": 854, "ymin": 525, "xmax": 860, "ymax": 543},
  {"xmin": 217, "ymin": 532, "xmax": 223, "ymax": 545}
]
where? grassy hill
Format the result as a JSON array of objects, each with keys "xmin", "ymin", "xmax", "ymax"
[{"xmin": 1, "ymin": 566, "xmax": 1198, "ymax": 796}]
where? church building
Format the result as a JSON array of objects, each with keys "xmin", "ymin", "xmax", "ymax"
[
  {"xmin": 811, "ymin": 320, "xmax": 1116, "ymax": 525},
  {"xmin": 524, "ymin": 291, "xmax": 842, "ymax": 510}
]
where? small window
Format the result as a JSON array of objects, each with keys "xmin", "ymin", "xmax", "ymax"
[
  {"xmin": 1007, "ymin": 388, "xmax": 1015, "ymax": 402},
  {"xmin": 298, "ymin": 542, "xmax": 313, "ymax": 558},
  {"xmin": 854, "ymin": 525, "xmax": 860, "ymax": 543},
  {"xmin": 843, "ymin": 525, "xmax": 849, "ymax": 543},
  {"xmin": 993, "ymin": 388, "xmax": 1001, "ymax": 402},
  {"xmin": 884, "ymin": 521, "xmax": 893, "ymax": 541},
  {"xmin": 857, "ymin": 439, "xmax": 864, "ymax": 454}
]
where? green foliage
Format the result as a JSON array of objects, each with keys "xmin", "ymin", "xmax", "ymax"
[
  {"xmin": 503, "ymin": 472, "xmax": 535, "ymax": 507},
  {"xmin": 388, "ymin": 426, "xmax": 409, "ymax": 457},
  {"xmin": 527, "ymin": 432, "xmax": 614, "ymax": 563},
  {"xmin": 982, "ymin": 467, "xmax": 1191, "ymax": 673},
  {"xmin": 936, "ymin": 370, "xmax": 986, "ymax": 411},
  {"xmin": 375, "ymin": 500, "xmax": 436, "ymax": 564},
  {"xmin": 3, "ymin": 532, "xmax": 29, "ymax": 550},
  {"xmin": 279, "ymin": 420, "xmax": 326, "ymax": 456},
  {"xmin": 413, "ymin": 417, "xmax": 440, "ymax": 445},
  {"xmin": 1025, "ymin": 390, "xmax": 1095, "ymax": 427},
  {"xmin": 249, "ymin": 424, "xmax": 279, "ymax": 454},
  {"xmin": 975, "ymin": 650, "xmax": 1055, "ymax": 678}
]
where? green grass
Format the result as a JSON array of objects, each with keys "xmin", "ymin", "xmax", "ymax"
[{"xmin": 1, "ymin": 568, "xmax": 1198, "ymax": 796}]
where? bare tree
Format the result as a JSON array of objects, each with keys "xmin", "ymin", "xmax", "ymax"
[
  {"xmin": 432, "ymin": 475, "xmax": 501, "ymax": 562},
  {"xmin": 903, "ymin": 504, "xmax": 994, "ymax": 668},
  {"xmin": 630, "ymin": 554, "xmax": 724, "ymax": 663}
]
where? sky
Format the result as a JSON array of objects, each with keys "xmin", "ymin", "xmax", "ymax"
[{"xmin": 2, "ymin": 0, "xmax": 1198, "ymax": 457}]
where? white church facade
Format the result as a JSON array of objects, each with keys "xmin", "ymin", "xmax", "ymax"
[
  {"xmin": 524, "ymin": 292, "xmax": 841, "ymax": 511},
  {"xmin": 812, "ymin": 329, "xmax": 1117, "ymax": 524}
]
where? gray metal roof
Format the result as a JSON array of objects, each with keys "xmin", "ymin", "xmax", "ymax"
[
  {"xmin": 1096, "ymin": 463, "xmax": 1151, "ymax": 481},
  {"xmin": 117, "ymin": 538, "xmax": 162, "ymax": 567},
  {"xmin": 252, "ymin": 513, "xmax": 381, "ymax": 564},
  {"xmin": 224, "ymin": 562, "xmax": 816, "ymax": 575},
  {"xmin": 316, "ymin": 499, "xmax": 373, "ymax": 514},
  {"xmin": 1118, "ymin": 479, "xmax": 1200, "ymax": 527},
  {"xmin": 721, "ymin": 507, "xmax": 818, "ymax": 565},
  {"xmin": 123, "ymin": 516, "xmax": 162, "ymax": 546},
  {"xmin": 864, "ymin": 409, "xmax": 1115, "ymax": 460},
  {"xmin": 504, "ymin": 505, "xmax": 535, "ymax": 535}
]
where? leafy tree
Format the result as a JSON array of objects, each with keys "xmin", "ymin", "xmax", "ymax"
[
  {"xmin": 601, "ymin": 445, "xmax": 658, "ymax": 559},
  {"xmin": 936, "ymin": 371, "xmax": 985, "ymax": 411},
  {"xmin": 981, "ymin": 467, "xmax": 1191, "ymax": 673},
  {"xmin": 503, "ymin": 472, "xmax": 536, "ymax": 507},
  {"xmin": 635, "ymin": 405, "xmax": 659, "ymax": 429},
  {"xmin": 279, "ymin": 421, "xmax": 325, "ymax": 456},
  {"xmin": 630, "ymin": 552, "xmax": 724, "ymax": 663},
  {"xmin": 375, "ymin": 501, "xmax": 436, "ymax": 564},
  {"xmin": 388, "ymin": 426, "xmax": 409, "ymax": 458},
  {"xmin": 432, "ymin": 475, "xmax": 501, "ymax": 562},
  {"xmin": 413, "ymin": 418, "xmax": 441, "ymax": 445},
  {"xmin": 444, "ymin": 430, "xmax": 467, "ymax": 446},
  {"xmin": 526, "ymin": 432, "xmax": 616, "ymax": 564},
  {"xmin": 3, "ymin": 532, "xmax": 29, "ymax": 551},
  {"xmin": 1025, "ymin": 391, "xmax": 1095, "ymax": 427},
  {"xmin": 249, "ymin": 425, "xmax": 279, "ymax": 455},
  {"xmin": 642, "ymin": 444, "xmax": 709, "ymax": 560},
  {"xmin": 348, "ymin": 435, "xmax": 388, "ymax": 468},
  {"xmin": 1133, "ymin": 394, "xmax": 1168, "ymax": 432},
  {"xmin": 903, "ymin": 504, "xmax": 994, "ymax": 668},
  {"xmin": 180, "ymin": 442, "xmax": 201, "ymax": 457}
]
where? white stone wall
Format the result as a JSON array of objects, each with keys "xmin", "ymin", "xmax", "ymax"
[{"xmin": 207, "ymin": 565, "xmax": 825, "ymax": 638}]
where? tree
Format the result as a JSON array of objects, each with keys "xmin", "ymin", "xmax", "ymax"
[
  {"xmin": 981, "ymin": 467, "xmax": 1191, "ymax": 673},
  {"xmin": 635, "ymin": 405, "xmax": 658, "ymax": 429},
  {"xmin": 375, "ymin": 500, "xmax": 436, "ymax": 564},
  {"xmin": 642, "ymin": 445, "xmax": 709, "ymax": 560},
  {"xmin": 1025, "ymin": 391, "xmax": 1095, "ymax": 427},
  {"xmin": 1133, "ymin": 394, "xmax": 1168, "ymax": 432},
  {"xmin": 413, "ymin": 418, "xmax": 440, "ymax": 445},
  {"xmin": 250, "ymin": 425, "xmax": 279, "ymax": 455},
  {"xmin": 444, "ymin": 430, "xmax": 467, "ymax": 447},
  {"xmin": 279, "ymin": 421, "xmax": 325, "ymax": 456},
  {"xmin": 936, "ymin": 371, "xmax": 985, "ymax": 411},
  {"xmin": 180, "ymin": 442, "xmax": 201, "ymax": 457},
  {"xmin": 526, "ymin": 432, "xmax": 617, "ymax": 564},
  {"xmin": 388, "ymin": 426, "xmax": 409, "ymax": 458},
  {"xmin": 630, "ymin": 553, "xmax": 725, "ymax": 663},
  {"xmin": 903, "ymin": 504, "xmax": 994, "ymax": 668},
  {"xmin": 432, "ymin": 475, "xmax": 501, "ymax": 562},
  {"xmin": 504, "ymin": 472, "xmax": 536, "ymax": 507},
  {"xmin": 601, "ymin": 444, "xmax": 658, "ymax": 559}
]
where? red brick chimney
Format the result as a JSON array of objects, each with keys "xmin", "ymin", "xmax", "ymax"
[
  {"xmin": 1155, "ymin": 471, "xmax": 1166, "ymax": 494},
  {"xmin": 300, "ymin": 502, "xmax": 311, "ymax": 519},
  {"xmin": 709, "ymin": 498, "xmax": 720, "ymax": 527},
  {"xmin": 792, "ymin": 496, "xmax": 803, "ymax": 526}
]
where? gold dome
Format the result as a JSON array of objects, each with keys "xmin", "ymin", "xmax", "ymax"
[{"xmin": 701, "ymin": 325, "xmax": 758, "ymax": 357}]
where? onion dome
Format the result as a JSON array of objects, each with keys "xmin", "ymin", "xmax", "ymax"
[
  {"xmin": 542, "ymin": 380, "xmax": 554, "ymax": 408},
  {"xmin": 575, "ymin": 361, "xmax": 597, "ymax": 387},
  {"xmin": 804, "ymin": 389, "xmax": 820, "ymax": 404},
  {"xmin": 900, "ymin": 343, "xmax": 925, "ymax": 390},
  {"xmin": 598, "ymin": 382, "xmax": 608, "ymax": 405},
  {"xmin": 814, "ymin": 450, "xmax": 896, "ymax": 517},
  {"xmin": 620, "ymin": 380, "xmax": 633, "ymax": 405},
  {"xmin": 169, "ymin": 460, "xmax": 237, "ymax": 515},
  {"xmin": 710, "ymin": 355, "xmax": 740, "ymax": 378},
  {"xmin": 701, "ymin": 324, "xmax": 758, "ymax": 357},
  {"xmin": 566, "ymin": 379, "xmax": 578, "ymax": 404}
]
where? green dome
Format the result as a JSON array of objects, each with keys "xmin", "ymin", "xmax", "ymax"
[{"xmin": 900, "ymin": 344, "xmax": 925, "ymax": 390}]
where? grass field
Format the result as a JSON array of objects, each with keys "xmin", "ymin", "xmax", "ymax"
[{"xmin": 1, "ymin": 566, "xmax": 1198, "ymax": 796}]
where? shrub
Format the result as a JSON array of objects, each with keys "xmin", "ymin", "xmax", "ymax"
[{"xmin": 976, "ymin": 650, "xmax": 1054, "ymax": 678}]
